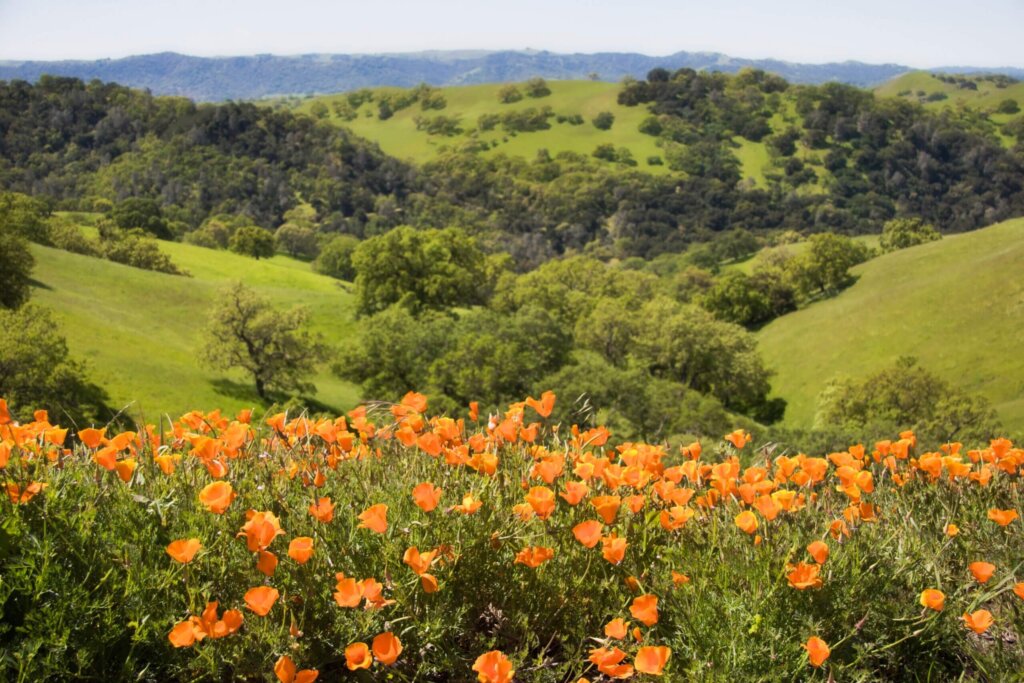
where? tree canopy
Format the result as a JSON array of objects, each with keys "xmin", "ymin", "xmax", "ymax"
[{"xmin": 200, "ymin": 282, "xmax": 328, "ymax": 401}]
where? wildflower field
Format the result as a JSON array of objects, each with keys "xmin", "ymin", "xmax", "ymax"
[{"xmin": 1, "ymin": 392, "xmax": 1022, "ymax": 682}]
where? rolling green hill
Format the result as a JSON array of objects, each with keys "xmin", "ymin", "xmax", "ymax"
[
  {"xmin": 28, "ymin": 237, "xmax": 360, "ymax": 421},
  {"xmin": 875, "ymin": 71, "xmax": 1024, "ymax": 112},
  {"xmin": 297, "ymin": 81, "xmax": 670, "ymax": 170},
  {"xmin": 756, "ymin": 217, "xmax": 1024, "ymax": 430}
]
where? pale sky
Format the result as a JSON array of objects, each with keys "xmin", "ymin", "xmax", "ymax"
[{"xmin": 0, "ymin": 0, "xmax": 1021, "ymax": 68}]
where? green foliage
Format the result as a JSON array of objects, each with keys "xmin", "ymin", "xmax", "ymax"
[
  {"xmin": 352, "ymin": 226, "xmax": 494, "ymax": 316},
  {"xmin": 0, "ymin": 229, "xmax": 34, "ymax": 310},
  {"xmin": 790, "ymin": 233, "xmax": 873, "ymax": 297},
  {"xmin": 497, "ymin": 84, "xmax": 523, "ymax": 104},
  {"xmin": 880, "ymin": 217, "xmax": 942, "ymax": 252},
  {"xmin": 700, "ymin": 271, "xmax": 775, "ymax": 328},
  {"xmin": 524, "ymin": 77, "xmax": 551, "ymax": 98},
  {"xmin": 99, "ymin": 225, "xmax": 190, "ymax": 276},
  {"xmin": 312, "ymin": 234, "xmax": 360, "ymax": 281},
  {"xmin": 0, "ymin": 192, "xmax": 51, "ymax": 243},
  {"xmin": 47, "ymin": 215, "xmax": 101, "ymax": 256},
  {"xmin": 0, "ymin": 305, "xmax": 110, "ymax": 423},
  {"xmin": 995, "ymin": 98, "xmax": 1020, "ymax": 114},
  {"xmin": 414, "ymin": 114, "xmax": 463, "ymax": 136},
  {"xmin": 229, "ymin": 226, "xmax": 276, "ymax": 260},
  {"xmin": 817, "ymin": 357, "xmax": 1001, "ymax": 444},
  {"xmin": 628, "ymin": 297, "xmax": 776, "ymax": 416},
  {"xmin": 112, "ymin": 198, "xmax": 172, "ymax": 239},
  {"xmin": 273, "ymin": 223, "xmax": 320, "ymax": 259},
  {"xmin": 200, "ymin": 282, "xmax": 329, "ymax": 401},
  {"xmin": 591, "ymin": 111, "xmax": 615, "ymax": 130}
]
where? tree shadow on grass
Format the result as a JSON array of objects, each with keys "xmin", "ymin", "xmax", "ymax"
[{"xmin": 208, "ymin": 377, "xmax": 339, "ymax": 416}]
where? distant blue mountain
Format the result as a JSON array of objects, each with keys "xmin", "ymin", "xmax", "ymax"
[{"xmin": 1, "ymin": 50, "xmax": 1021, "ymax": 101}]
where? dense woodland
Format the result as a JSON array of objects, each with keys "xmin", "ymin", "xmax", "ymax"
[{"xmin": 2, "ymin": 72, "xmax": 1024, "ymax": 264}]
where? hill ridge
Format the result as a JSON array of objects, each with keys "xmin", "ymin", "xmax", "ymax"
[{"xmin": 2, "ymin": 48, "xmax": 1022, "ymax": 101}]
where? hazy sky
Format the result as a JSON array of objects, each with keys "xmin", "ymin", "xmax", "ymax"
[{"xmin": 1, "ymin": 0, "xmax": 1022, "ymax": 67}]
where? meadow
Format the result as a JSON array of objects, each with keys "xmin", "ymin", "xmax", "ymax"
[
  {"xmin": 28, "ymin": 220, "xmax": 361, "ymax": 420},
  {"xmin": 758, "ymin": 217, "xmax": 1024, "ymax": 430},
  {"xmin": 295, "ymin": 81, "xmax": 669, "ymax": 171},
  {"xmin": 1, "ymin": 391, "xmax": 1022, "ymax": 681}
]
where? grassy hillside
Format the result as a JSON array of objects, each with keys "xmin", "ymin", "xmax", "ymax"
[
  {"xmin": 296, "ymin": 81, "xmax": 671, "ymax": 171},
  {"xmin": 876, "ymin": 71, "xmax": 1024, "ymax": 112},
  {"xmin": 757, "ymin": 217, "xmax": 1024, "ymax": 430},
  {"xmin": 29, "ymin": 236, "xmax": 360, "ymax": 420}
]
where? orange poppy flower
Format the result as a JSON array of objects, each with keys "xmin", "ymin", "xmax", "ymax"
[
  {"xmin": 591, "ymin": 495, "xmax": 621, "ymax": 525},
  {"xmin": 78, "ymin": 427, "xmax": 106, "ymax": 449},
  {"xmin": 257, "ymin": 550, "xmax": 278, "ymax": 576},
  {"xmin": 274, "ymin": 655, "xmax": 318, "ymax": 683},
  {"xmin": 525, "ymin": 486, "xmax": 556, "ymax": 520},
  {"xmin": 634, "ymin": 645, "xmax": 671, "ymax": 675},
  {"xmin": 665, "ymin": 575, "xmax": 687, "ymax": 592},
  {"xmin": 969, "ymin": 561, "xmax": 996, "ymax": 584},
  {"xmin": 166, "ymin": 538, "xmax": 202, "ymax": 564},
  {"xmin": 807, "ymin": 540, "xmax": 829, "ymax": 565},
  {"xmin": 420, "ymin": 573, "xmax": 440, "ymax": 593},
  {"xmin": 514, "ymin": 546, "xmax": 555, "ymax": 568},
  {"xmin": 588, "ymin": 646, "xmax": 633, "ymax": 679},
  {"xmin": 962, "ymin": 609, "xmax": 994, "ymax": 634},
  {"xmin": 604, "ymin": 617, "xmax": 629, "ymax": 639},
  {"xmin": 558, "ymin": 480, "xmax": 589, "ymax": 506},
  {"xmin": 238, "ymin": 510, "xmax": 285, "ymax": 552},
  {"xmin": 473, "ymin": 650, "xmax": 515, "ymax": 683},
  {"xmin": 308, "ymin": 497, "xmax": 334, "ymax": 522},
  {"xmin": 660, "ymin": 506, "xmax": 695, "ymax": 531},
  {"xmin": 198, "ymin": 481, "xmax": 236, "ymax": 514},
  {"xmin": 455, "ymin": 493, "xmax": 483, "ymax": 514},
  {"xmin": 1013, "ymin": 583, "xmax": 1024, "ymax": 600},
  {"xmin": 114, "ymin": 458, "xmax": 136, "ymax": 482},
  {"xmin": 412, "ymin": 482, "xmax": 443, "ymax": 512},
  {"xmin": 244, "ymin": 586, "xmax": 279, "ymax": 616},
  {"xmin": 734, "ymin": 510, "xmax": 758, "ymax": 535},
  {"xmin": 525, "ymin": 391, "xmax": 556, "ymax": 418},
  {"xmin": 6, "ymin": 481, "xmax": 47, "ymax": 505},
  {"xmin": 358, "ymin": 504, "xmax": 388, "ymax": 534},
  {"xmin": 573, "ymin": 520, "xmax": 604, "ymax": 548},
  {"xmin": 919, "ymin": 589, "xmax": 945, "ymax": 611},
  {"xmin": 987, "ymin": 508, "xmax": 1018, "ymax": 527},
  {"xmin": 601, "ymin": 534, "xmax": 627, "ymax": 565},
  {"xmin": 629, "ymin": 594, "xmax": 659, "ymax": 626},
  {"xmin": 804, "ymin": 636, "xmax": 830, "ymax": 667},
  {"xmin": 200, "ymin": 602, "xmax": 243, "ymax": 639},
  {"xmin": 168, "ymin": 620, "xmax": 204, "ymax": 648},
  {"xmin": 288, "ymin": 537, "xmax": 314, "ymax": 564},
  {"xmin": 372, "ymin": 631, "xmax": 403, "ymax": 665},
  {"xmin": 403, "ymin": 546, "xmax": 439, "ymax": 576},
  {"xmin": 945, "ymin": 523, "xmax": 959, "ymax": 537},
  {"xmin": 786, "ymin": 562, "xmax": 823, "ymax": 590},
  {"xmin": 724, "ymin": 429, "xmax": 752, "ymax": 449},
  {"xmin": 333, "ymin": 575, "xmax": 364, "ymax": 607},
  {"xmin": 345, "ymin": 642, "xmax": 373, "ymax": 671}
]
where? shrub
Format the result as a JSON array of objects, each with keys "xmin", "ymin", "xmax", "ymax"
[
  {"xmin": 313, "ymin": 234, "xmax": 360, "ymax": 280},
  {"xmin": 497, "ymin": 85, "xmax": 523, "ymax": 104},
  {"xmin": 592, "ymin": 111, "xmax": 615, "ymax": 130},
  {"xmin": 880, "ymin": 217, "xmax": 942, "ymax": 252}
]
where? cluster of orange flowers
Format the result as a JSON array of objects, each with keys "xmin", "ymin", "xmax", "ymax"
[{"xmin": 3, "ymin": 391, "xmax": 1024, "ymax": 679}]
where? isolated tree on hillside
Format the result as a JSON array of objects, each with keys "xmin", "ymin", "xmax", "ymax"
[
  {"xmin": 0, "ymin": 229, "xmax": 34, "ymax": 310},
  {"xmin": 201, "ymin": 282, "xmax": 328, "ymax": 401},
  {"xmin": 229, "ymin": 226, "xmax": 276, "ymax": 259}
]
